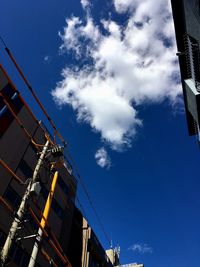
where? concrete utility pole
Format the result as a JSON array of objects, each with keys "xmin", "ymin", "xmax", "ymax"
[
  {"xmin": 28, "ymin": 171, "xmax": 58, "ymax": 267},
  {"xmin": 0, "ymin": 140, "xmax": 50, "ymax": 266}
]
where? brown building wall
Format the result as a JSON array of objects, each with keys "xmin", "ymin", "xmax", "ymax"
[{"xmin": 0, "ymin": 64, "xmax": 77, "ymax": 266}]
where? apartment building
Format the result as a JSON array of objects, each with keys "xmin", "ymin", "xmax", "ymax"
[
  {"xmin": 67, "ymin": 206, "xmax": 114, "ymax": 267},
  {"xmin": 0, "ymin": 64, "xmax": 77, "ymax": 266},
  {"xmin": 0, "ymin": 62, "xmax": 144, "ymax": 267}
]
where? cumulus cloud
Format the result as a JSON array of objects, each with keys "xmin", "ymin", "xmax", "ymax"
[
  {"xmin": 52, "ymin": 0, "xmax": 181, "ymax": 150},
  {"xmin": 95, "ymin": 147, "xmax": 111, "ymax": 169},
  {"xmin": 80, "ymin": 0, "xmax": 90, "ymax": 9},
  {"xmin": 114, "ymin": 0, "xmax": 137, "ymax": 13},
  {"xmin": 128, "ymin": 243, "xmax": 153, "ymax": 254}
]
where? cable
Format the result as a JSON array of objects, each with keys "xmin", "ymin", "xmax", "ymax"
[
  {"xmin": 0, "ymin": 36, "xmax": 66, "ymax": 147},
  {"xmin": 0, "ymin": 197, "xmax": 61, "ymax": 267},
  {"xmin": 28, "ymin": 208, "xmax": 72, "ymax": 267},
  {"xmin": 65, "ymin": 149, "xmax": 112, "ymax": 247},
  {"xmin": 0, "ymin": 159, "xmax": 25, "ymax": 185},
  {"xmin": 41, "ymin": 248, "xmax": 58, "ymax": 267},
  {"xmin": 0, "ymin": 36, "xmax": 6, "ymax": 47},
  {"xmin": 31, "ymin": 191, "xmax": 95, "ymax": 258},
  {"xmin": 0, "ymin": 92, "xmax": 48, "ymax": 149},
  {"xmin": 76, "ymin": 196, "xmax": 88, "ymax": 222},
  {"xmin": 0, "ymin": 35, "xmax": 111, "ymax": 250},
  {"xmin": 0, "ymin": 161, "xmax": 71, "ymax": 265}
]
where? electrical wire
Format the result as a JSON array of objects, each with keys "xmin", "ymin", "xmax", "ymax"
[
  {"xmin": 0, "ymin": 159, "xmax": 70, "ymax": 261},
  {"xmin": 0, "ymin": 159, "xmax": 25, "ymax": 185},
  {"xmin": 0, "ymin": 35, "xmax": 111, "ymax": 250},
  {"xmin": 0, "ymin": 35, "xmax": 66, "ymax": 146},
  {"xmin": 28, "ymin": 208, "xmax": 72, "ymax": 267},
  {"xmin": 0, "ymin": 92, "xmax": 45, "ymax": 149},
  {"xmin": 0, "ymin": 198, "xmax": 60, "ymax": 267},
  {"xmin": 0, "ymin": 169, "xmax": 109, "ymax": 267},
  {"xmin": 65, "ymin": 150, "xmax": 112, "ymax": 248}
]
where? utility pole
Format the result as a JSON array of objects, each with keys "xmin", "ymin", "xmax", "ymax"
[
  {"xmin": 0, "ymin": 140, "xmax": 50, "ymax": 266},
  {"xmin": 28, "ymin": 171, "xmax": 58, "ymax": 267}
]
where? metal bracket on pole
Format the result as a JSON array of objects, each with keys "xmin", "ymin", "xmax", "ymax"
[{"xmin": 16, "ymin": 234, "xmax": 38, "ymax": 242}]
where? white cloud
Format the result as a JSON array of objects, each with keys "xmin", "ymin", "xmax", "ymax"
[
  {"xmin": 114, "ymin": 0, "xmax": 138, "ymax": 13},
  {"xmin": 52, "ymin": 0, "xmax": 181, "ymax": 150},
  {"xmin": 95, "ymin": 148, "xmax": 111, "ymax": 169},
  {"xmin": 128, "ymin": 243, "xmax": 153, "ymax": 254},
  {"xmin": 81, "ymin": 0, "xmax": 90, "ymax": 9},
  {"xmin": 44, "ymin": 55, "xmax": 50, "ymax": 62},
  {"xmin": 59, "ymin": 16, "xmax": 99, "ymax": 58}
]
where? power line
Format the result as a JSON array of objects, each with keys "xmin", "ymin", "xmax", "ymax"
[
  {"xmin": 0, "ymin": 35, "xmax": 111, "ymax": 249},
  {"xmin": 0, "ymin": 35, "xmax": 66, "ymax": 146},
  {"xmin": 66, "ymin": 149, "xmax": 112, "ymax": 247}
]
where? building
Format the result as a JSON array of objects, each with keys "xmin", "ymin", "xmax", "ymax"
[
  {"xmin": 0, "ymin": 62, "xmax": 144, "ymax": 267},
  {"xmin": 67, "ymin": 206, "xmax": 114, "ymax": 267},
  {"xmin": 106, "ymin": 248, "xmax": 120, "ymax": 266},
  {"xmin": 171, "ymin": 0, "xmax": 200, "ymax": 140},
  {"xmin": 0, "ymin": 63, "xmax": 117, "ymax": 267},
  {"xmin": 0, "ymin": 63, "xmax": 77, "ymax": 266}
]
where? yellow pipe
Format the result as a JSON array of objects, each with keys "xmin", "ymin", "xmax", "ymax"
[{"xmin": 41, "ymin": 171, "xmax": 58, "ymax": 229}]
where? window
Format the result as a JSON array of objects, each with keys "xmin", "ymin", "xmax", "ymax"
[
  {"xmin": 18, "ymin": 159, "xmax": 33, "ymax": 179},
  {"xmin": 0, "ymin": 95, "xmax": 14, "ymax": 137},
  {"xmin": 0, "ymin": 83, "xmax": 23, "ymax": 137},
  {"xmin": 0, "ymin": 229, "xmax": 6, "ymax": 247},
  {"xmin": 3, "ymin": 186, "xmax": 21, "ymax": 209},
  {"xmin": 40, "ymin": 184, "xmax": 64, "ymax": 219},
  {"xmin": 51, "ymin": 199, "xmax": 64, "ymax": 219},
  {"xmin": 58, "ymin": 175, "xmax": 69, "ymax": 196},
  {"xmin": 9, "ymin": 241, "xmax": 33, "ymax": 267},
  {"xmin": 13, "ymin": 245, "xmax": 23, "ymax": 266},
  {"xmin": 40, "ymin": 184, "xmax": 48, "ymax": 199},
  {"xmin": 20, "ymin": 253, "xmax": 29, "ymax": 267}
]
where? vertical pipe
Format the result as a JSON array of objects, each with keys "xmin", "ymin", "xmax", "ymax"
[
  {"xmin": 28, "ymin": 171, "xmax": 58, "ymax": 267},
  {"xmin": 0, "ymin": 140, "xmax": 49, "ymax": 265}
]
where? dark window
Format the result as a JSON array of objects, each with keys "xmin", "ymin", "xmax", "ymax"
[
  {"xmin": 4, "ymin": 186, "xmax": 21, "ymax": 208},
  {"xmin": 40, "ymin": 185, "xmax": 64, "ymax": 219},
  {"xmin": 0, "ymin": 95, "xmax": 14, "ymax": 137},
  {"xmin": 52, "ymin": 199, "xmax": 64, "ymax": 219},
  {"xmin": 13, "ymin": 246, "xmax": 23, "ymax": 266},
  {"xmin": 24, "ymin": 213, "xmax": 38, "ymax": 231},
  {"xmin": 40, "ymin": 185, "xmax": 48, "ymax": 199},
  {"xmin": 0, "ymin": 83, "xmax": 23, "ymax": 137},
  {"xmin": 9, "ymin": 242, "xmax": 17, "ymax": 260},
  {"xmin": 58, "ymin": 175, "xmax": 69, "ymax": 196},
  {"xmin": 20, "ymin": 253, "xmax": 29, "ymax": 267},
  {"xmin": 9, "ymin": 241, "xmax": 32, "ymax": 267},
  {"xmin": 0, "ymin": 97, "xmax": 7, "ymax": 116},
  {"xmin": 0, "ymin": 229, "xmax": 6, "ymax": 247},
  {"xmin": 18, "ymin": 159, "xmax": 33, "ymax": 179}
]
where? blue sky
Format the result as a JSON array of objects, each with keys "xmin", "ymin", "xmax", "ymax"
[{"xmin": 1, "ymin": 0, "xmax": 200, "ymax": 266}]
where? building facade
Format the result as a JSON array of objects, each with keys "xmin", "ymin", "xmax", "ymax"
[
  {"xmin": 171, "ymin": 0, "xmax": 200, "ymax": 139},
  {"xmin": 67, "ymin": 206, "xmax": 114, "ymax": 267},
  {"xmin": 0, "ymin": 64, "xmax": 77, "ymax": 266},
  {"xmin": 0, "ymin": 63, "xmax": 144, "ymax": 267}
]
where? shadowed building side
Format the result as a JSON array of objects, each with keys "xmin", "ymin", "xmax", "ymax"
[
  {"xmin": 0, "ymin": 64, "xmax": 77, "ymax": 266},
  {"xmin": 67, "ymin": 206, "xmax": 114, "ymax": 267},
  {"xmin": 171, "ymin": 0, "xmax": 200, "ymax": 140}
]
